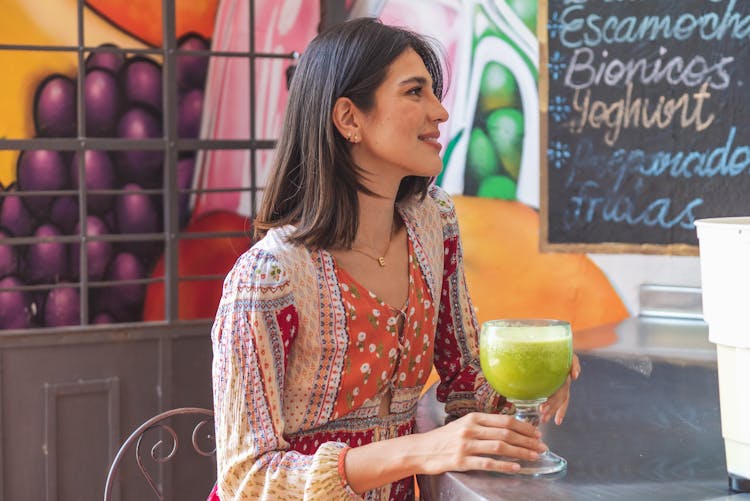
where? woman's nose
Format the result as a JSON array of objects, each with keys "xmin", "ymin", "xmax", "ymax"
[{"xmin": 433, "ymin": 99, "xmax": 449, "ymax": 123}]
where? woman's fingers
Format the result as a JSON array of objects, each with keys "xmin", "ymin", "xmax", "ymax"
[
  {"xmin": 541, "ymin": 376, "xmax": 571, "ymax": 424},
  {"xmin": 465, "ymin": 438, "xmax": 544, "ymax": 462},
  {"xmin": 471, "ymin": 412, "xmax": 539, "ymax": 437},
  {"xmin": 571, "ymin": 354, "xmax": 581, "ymax": 380},
  {"xmin": 461, "ymin": 455, "xmax": 523, "ymax": 474}
]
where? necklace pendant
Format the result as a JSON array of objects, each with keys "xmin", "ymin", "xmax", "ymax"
[{"xmin": 377, "ymin": 256, "xmax": 386, "ymax": 267}]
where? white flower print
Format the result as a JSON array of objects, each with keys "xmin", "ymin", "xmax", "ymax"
[
  {"xmin": 369, "ymin": 343, "xmax": 376, "ymax": 353},
  {"xmin": 372, "ymin": 309, "xmax": 380, "ymax": 317},
  {"xmin": 358, "ymin": 332, "xmax": 366, "ymax": 342},
  {"xmin": 381, "ymin": 371, "xmax": 388, "ymax": 380},
  {"xmin": 341, "ymin": 283, "xmax": 349, "ymax": 292},
  {"xmin": 399, "ymin": 372, "xmax": 407, "ymax": 382},
  {"xmin": 353, "ymin": 387, "xmax": 360, "ymax": 396},
  {"xmin": 389, "ymin": 348, "xmax": 397, "ymax": 359},
  {"xmin": 360, "ymin": 363, "xmax": 371, "ymax": 374}
]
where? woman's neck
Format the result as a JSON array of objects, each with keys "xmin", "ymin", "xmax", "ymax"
[{"xmin": 353, "ymin": 190, "xmax": 399, "ymax": 253}]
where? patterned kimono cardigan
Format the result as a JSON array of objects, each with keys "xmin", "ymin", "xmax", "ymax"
[{"xmin": 211, "ymin": 185, "xmax": 504, "ymax": 500}]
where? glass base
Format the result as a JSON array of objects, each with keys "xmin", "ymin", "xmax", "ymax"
[{"xmin": 514, "ymin": 449, "xmax": 567, "ymax": 475}]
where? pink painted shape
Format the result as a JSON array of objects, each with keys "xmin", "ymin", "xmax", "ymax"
[{"xmin": 193, "ymin": 0, "xmax": 319, "ymax": 218}]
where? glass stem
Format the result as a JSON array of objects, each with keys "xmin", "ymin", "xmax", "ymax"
[{"xmin": 511, "ymin": 398, "xmax": 546, "ymax": 427}]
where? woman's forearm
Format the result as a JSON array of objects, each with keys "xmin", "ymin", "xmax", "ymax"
[
  {"xmin": 343, "ymin": 412, "xmax": 547, "ymax": 495},
  {"xmin": 344, "ymin": 432, "xmax": 432, "ymax": 494}
]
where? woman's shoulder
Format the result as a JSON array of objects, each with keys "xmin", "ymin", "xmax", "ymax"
[
  {"xmin": 427, "ymin": 184, "xmax": 457, "ymax": 216},
  {"xmin": 225, "ymin": 226, "xmax": 306, "ymax": 289},
  {"xmin": 401, "ymin": 184, "xmax": 456, "ymax": 217}
]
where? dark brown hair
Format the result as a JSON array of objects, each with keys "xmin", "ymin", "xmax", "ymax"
[{"xmin": 254, "ymin": 17, "xmax": 445, "ymax": 249}]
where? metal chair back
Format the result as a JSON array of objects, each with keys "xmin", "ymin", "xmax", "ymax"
[{"xmin": 103, "ymin": 407, "xmax": 215, "ymax": 501}]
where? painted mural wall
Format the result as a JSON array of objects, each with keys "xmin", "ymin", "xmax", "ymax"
[{"xmin": 0, "ymin": 0, "xmax": 632, "ymax": 335}]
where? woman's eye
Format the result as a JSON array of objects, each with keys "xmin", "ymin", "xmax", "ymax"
[{"xmin": 408, "ymin": 86, "xmax": 423, "ymax": 96}]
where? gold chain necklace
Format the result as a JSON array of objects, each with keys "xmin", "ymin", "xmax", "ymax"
[
  {"xmin": 349, "ymin": 246, "xmax": 388, "ymax": 267},
  {"xmin": 350, "ymin": 224, "xmax": 395, "ymax": 267}
]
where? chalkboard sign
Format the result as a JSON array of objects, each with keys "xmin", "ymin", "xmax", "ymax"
[{"xmin": 540, "ymin": 0, "xmax": 750, "ymax": 254}]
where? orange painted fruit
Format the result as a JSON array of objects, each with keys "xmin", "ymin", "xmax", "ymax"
[
  {"xmin": 143, "ymin": 211, "xmax": 252, "ymax": 321},
  {"xmin": 453, "ymin": 195, "xmax": 628, "ymax": 332},
  {"xmin": 86, "ymin": 0, "xmax": 219, "ymax": 46}
]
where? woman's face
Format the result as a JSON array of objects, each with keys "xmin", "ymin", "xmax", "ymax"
[{"xmin": 353, "ymin": 48, "xmax": 449, "ymax": 185}]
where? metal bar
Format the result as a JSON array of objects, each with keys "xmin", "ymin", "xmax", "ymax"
[
  {"xmin": 249, "ymin": 0, "xmax": 258, "ymax": 216},
  {"xmin": 2, "ymin": 186, "xmax": 263, "ymax": 200},
  {"xmin": 163, "ymin": 0, "xmax": 178, "ymax": 325},
  {"xmin": 0, "ymin": 46, "xmax": 295, "ymax": 60},
  {"xmin": 0, "ymin": 138, "xmax": 276, "ymax": 150},
  {"xmin": 76, "ymin": 0, "xmax": 90, "ymax": 325}
]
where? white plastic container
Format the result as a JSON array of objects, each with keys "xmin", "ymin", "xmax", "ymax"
[{"xmin": 696, "ymin": 217, "xmax": 750, "ymax": 492}]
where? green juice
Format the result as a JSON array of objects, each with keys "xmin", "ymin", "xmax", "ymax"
[{"xmin": 480, "ymin": 326, "xmax": 573, "ymax": 401}]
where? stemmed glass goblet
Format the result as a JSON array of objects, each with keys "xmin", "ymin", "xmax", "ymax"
[{"xmin": 479, "ymin": 319, "xmax": 573, "ymax": 475}]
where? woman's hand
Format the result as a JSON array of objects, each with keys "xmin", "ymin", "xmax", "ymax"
[
  {"xmin": 540, "ymin": 353, "xmax": 581, "ymax": 425},
  {"xmin": 419, "ymin": 412, "xmax": 548, "ymax": 475}
]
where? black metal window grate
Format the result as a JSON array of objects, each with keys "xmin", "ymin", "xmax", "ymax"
[{"xmin": 0, "ymin": 0, "xmax": 296, "ymax": 330}]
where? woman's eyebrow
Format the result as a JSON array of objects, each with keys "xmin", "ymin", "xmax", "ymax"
[{"xmin": 398, "ymin": 76, "xmax": 430, "ymax": 87}]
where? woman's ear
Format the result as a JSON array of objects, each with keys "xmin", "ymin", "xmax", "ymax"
[{"xmin": 332, "ymin": 96, "xmax": 361, "ymax": 143}]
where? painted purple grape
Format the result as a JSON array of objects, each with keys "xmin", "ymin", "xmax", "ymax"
[
  {"xmin": 115, "ymin": 106, "xmax": 163, "ymax": 188},
  {"xmin": 99, "ymin": 252, "xmax": 145, "ymax": 320},
  {"xmin": 91, "ymin": 311, "xmax": 115, "ymax": 324},
  {"xmin": 177, "ymin": 89, "xmax": 203, "ymax": 138},
  {"xmin": 34, "ymin": 74, "xmax": 76, "ymax": 137},
  {"xmin": 25, "ymin": 224, "xmax": 67, "ymax": 284},
  {"xmin": 86, "ymin": 44, "xmax": 124, "ymax": 73},
  {"xmin": 44, "ymin": 287, "xmax": 80, "ymax": 327},
  {"xmin": 16, "ymin": 150, "xmax": 68, "ymax": 218},
  {"xmin": 0, "ymin": 276, "xmax": 35, "ymax": 329},
  {"xmin": 103, "ymin": 211, "xmax": 117, "ymax": 232},
  {"xmin": 177, "ymin": 33, "xmax": 209, "ymax": 90},
  {"xmin": 71, "ymin": 215, "xmax": 112, "ymax": 281},
  {"xmin": 0, "ymin": 190, "xmax": 35, "ymax": 236},
  {"xmin": 49, "ymin": 196, "xmax": 79, "ymax": 235},
  {"xmin": 71, "ymin": 150, "xmax": 116, "ymax": 214},
  {"xmin": 114, "ymin": 183, "xmax": 159, "ymax": 234},
  {"xmin": 122, "ymin": 57, "xmax": 162, "ymax": 112},
  {"xmin": 84, "ymin": 69, "xmax": 123, "ymax": 136},
  {"xmin": 177, "ymin": 156, "xmax": 194, "ymax": 228},
  {"xmin": 0, "ymin": 229, "xmax": 19, "ymax": 278}
]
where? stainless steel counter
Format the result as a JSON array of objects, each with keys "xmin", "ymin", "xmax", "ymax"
[{"xmin": 416, "ymin": 317, "xmax": 750, "ymax": 500}]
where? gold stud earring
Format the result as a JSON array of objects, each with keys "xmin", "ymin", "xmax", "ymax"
[{"xmin": 346, "ymin": 132, "xmax": 352, "ymax": 141}]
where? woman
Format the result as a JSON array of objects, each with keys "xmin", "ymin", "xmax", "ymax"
[{"xmin": 211, "ymin": 17, "xmax": 580, "ymax": 500}]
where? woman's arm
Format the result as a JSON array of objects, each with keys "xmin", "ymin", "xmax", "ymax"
[
  {"xmin": 428, "ymin": 187, "xmax": 506, "ymax": 417},
  {"xmin": 212, "ymin": 248, "xmax": 358, "ymax": 500},
  {"xmin": 344, "ymin": 411, "xmax": 546, "ymax": 493},
  {"xmin": 429, "ymin": 186, "xmax": 580, "ymax": 425}
]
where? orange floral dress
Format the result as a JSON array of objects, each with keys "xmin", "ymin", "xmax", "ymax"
[{"xmin": 332, "ymin": 236, "xmax": 435, "ymax": 421}]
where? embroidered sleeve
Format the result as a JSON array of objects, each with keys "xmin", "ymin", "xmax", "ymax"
[
  {"xmin": 429, "ymin": 187, "xmax": 510, "ymax": 419},
  {"xmin": 212, "ymin": 248, "xmax": 361, "ymax": 500}
]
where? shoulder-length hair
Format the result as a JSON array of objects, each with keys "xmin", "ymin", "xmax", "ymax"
[{"xmin": 253, "ymin": 17, "xmax": 445, "ymax": 249}]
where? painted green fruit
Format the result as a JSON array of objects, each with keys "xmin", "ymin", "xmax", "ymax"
[
  {"xmin": 479, "ymin": 62, "xmax": 519, "ymax": 114},
  {"xmin": 467, "ymin": 127, "xmax": 499, "ymax": 179},
  {"xmin": 486, "ymin": 108, "xmax": 524, "ymax": 179},
  {"xmin": 477, "ymin": 175, "xmax": 517, "ymax": 200},
  {"xmin": 508, "ymin": 0, "xmax": 538, "ymax": 33}
]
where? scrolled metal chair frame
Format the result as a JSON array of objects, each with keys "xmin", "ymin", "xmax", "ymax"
[{"xmin": 103, "ymin": 407, "xmax": 215, "ymax": 501}]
